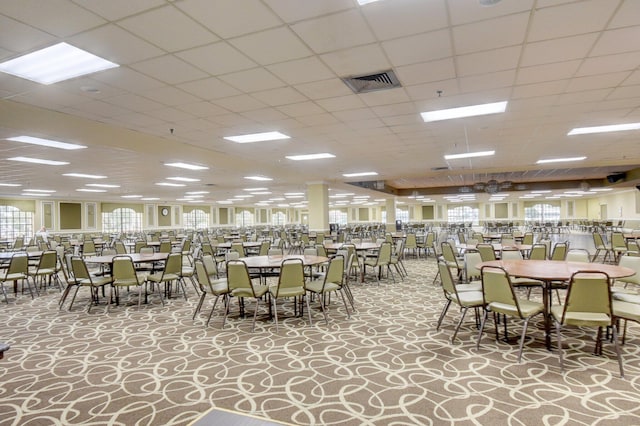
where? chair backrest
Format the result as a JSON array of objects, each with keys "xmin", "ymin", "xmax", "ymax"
[
  {"xmin": 83, "ymin": 241, "xmax": 96, "ymax": 255},
  {"xmin": 465, "ymin": 251, "xmax": 483, "ymax": 281},
  {"xmin": 322, "ymin": 255, "xmax": 344, "ymax": 287},
  {"xmin": 134, "ymin": 241, "xmax": 146, "ymax": 253},
  {"xmin": 377, "ymin": 242, "xmax": 392, "ymax": 264},
  {"xmin": 268, "ymin": 248, "xmax": 283, "ymax": 255},
  {"xmin": 114, "ymin": 241, "xmax": 127, "ymax": 254},
  {"xmin": 226, "ymin": 260, "xmax": 254, "ymax": 294},
  {"xmin": 441, "ymin": 241, "xmax": 458, "ymax": 263},
  {"xmin": 457, "ymin": 232, "xmax": 466, "ymax": 244},
  {"xmin": 522, "ymin": 232, "xmax": 534, "ymax": 245},
  {"xmin": 112, "ymin": 256, "xmax": 139, "ymax": 284},
  {"xmin": 274, "ymin": 258, "xmax": 305, "ymax": 297},
  {"xmin": 592, "ymin": 232, "xmax": 606, "ymax": 249},
  {"xmin": 201, "ymin": 254, "xmax": 219, "ymax": 277},
  {"xmin": 425, "ymin": 232, "xmax": 435, "ymax": 246},
  {"xmin": 566, "ymin": 249, "xmax": 590, "ymax": 263},
  {"xmin": 159, "ymin": 241, "xmax": 172, "ymax": 253},
  {"xmin": 476, "ymin": 244, "xmax": 496, "ymax": 261},
  {"xmin": 258, "ymin": 240, "xmax": 270, "ymax": 256},
  {"xmin": 230, "ymin": 242, "xmax": 245, "ymax": 257},
  {"xmin": 13, "ymin": 237, "xmax": 24, "ymax": 250},
  {"xmin": 529, "ymin": 244, "xmax": 547, "ymax": 260},
  {"xmin": 438, "ymin": 261, "xmax": 459, "ymax": 296},
  {"xmin": 316, "ymin": 244, "xmax": 328, "ymax": 257},
  {"xmin": 226, "ymin": 250, "xmax": 240, "ymax": 262},
  {"xmin": 611, "ymin": 232, "xmax": 627, "ymax": 249},
  {"xmin": 304, "ymin": 247, "xmax": 318, "ymax": 256},
  {"xmin": 71, "ymin": 256, "xmax": 90, "ymax": 280},
  {"xmin": 618, "ymin": 255, "xmax": 640, "ymax": 286},
  {"xmin": 551, "ymin": 242, "xmax": 568, "ymax": 261},
  {"xmin": 38, "ymin": 250, "xmax": 58, "ymax": 269},
  {"xmin": 405, "ymin": 233, "xmax": 417, "ymax": 248},
  {"xmin": 500, "ymin": 248, "xmax": 523, "ymax": 261},
  {"xmin": 6, "ymin": 253, "xmax": 28, "ymax": 275},
  {"xmin": 481, "ymin": 266, "xmax": 522, "ymax": 316},
  {"xmin": 139, "ymin": 246, "xmax": 154, "ymax": 255},
  {"xmin": 559, "ymin": 271, "xmax": 612, "ymax": 325},
  {"xmin": 195, "ymin": 259, "xmax": 223, "ymax": 293}
]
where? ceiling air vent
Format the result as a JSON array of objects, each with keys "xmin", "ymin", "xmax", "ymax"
[
  {"xmin": 431, "ymin": 166, "xmax": 450, "ymax": 171},
  {"xmin": 342, "ymin": 70, "xmax": 401, "ymax": 94}
]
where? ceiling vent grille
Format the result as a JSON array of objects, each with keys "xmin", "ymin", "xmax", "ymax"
[{"xmin": 342, "ymin": 70, "xmax": 401, "ymax": 94}]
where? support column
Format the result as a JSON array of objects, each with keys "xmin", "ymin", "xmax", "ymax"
[
  {"xmin": 386, "ymin": 198, "xmax": 397, "ymax": 233},
  {"xmin": 307, "ymin": 182, "xmax": 329, "ymax": 232}
]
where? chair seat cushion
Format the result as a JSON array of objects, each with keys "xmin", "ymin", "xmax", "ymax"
[
  {"xmin": 209, "ymin": 280, "xmax": 228, "ymax": 295},
  {"xmin": 1, "ymin": 272, "xmax": 26, "ymax": 281},
  {"xmin": 491, "ymin": 299, "xmax": 543, "ymax": 318},
  {"xmin": 306, "ymin": 280, "xmax": 339, "ymax": 293},
  {"xmin": 613, "ymin": 300, "xmax": 640, "ymax": 322},
  {"xmin": 147, "ymin": 272, "xmax": 180, "ymax": 282},
  {"xmin": 81, "ymin": 276, "xmax": 112, "ymax": 286},
  {"xmin": 455, "ymin": 282, "xmax": 482, "ymax": 292},
  {"xmin": 550, "ymin": 305, "xmax": 611, "ymax": 326},
  {"xmin": 449, "ymin": 290, "xmax": 483, "ymax": 307},
  {"xmin": 269, "ymin": 286, "xmax": 305, "ymax": 298},
  {"xmin": 612, "ymin": 292, "xmax": 640, "ymax": 304},
  {"xmin": 232, "ymin": 285, "xmax": 268, "ymax": 298}
]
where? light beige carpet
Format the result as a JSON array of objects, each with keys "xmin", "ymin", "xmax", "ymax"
[{"xmin": 1, "ymin": 257, "xmax": 640, "ymax": 425}]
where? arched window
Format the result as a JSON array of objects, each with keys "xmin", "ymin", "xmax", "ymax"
[
  {"xmin": 102, "ymin": 208, "xmax": 142, "ymax": 233},
  {"xmin": 447, "ymin": 205, "xmax": 479, "ymax": 225},
  {"xmin": 524, "ymin": 203, "xmax": 560, "ymax": 222},
  {"xmin": 272, "ymin": 210, "xmax": 286, "ymax": 226},
  {"xmin": 0, "ymin": 205, "xmax": 34, "ymax": 239},
  {"xmin": 183, "ymin": 209, "xmax": 209, "ymax": 229},
  {"xmin": 235, "ymin": 209, "xmax": 254, "ymax": 227},
  {"xmin": 329, "ymin": 209, "xmax": 348, "ymax": 225}
]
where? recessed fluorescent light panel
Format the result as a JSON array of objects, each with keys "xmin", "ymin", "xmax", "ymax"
[
  {"xmin": 121, "ymin": 195, "xmax": 143, "ymax": 199},
  {"xmin": 156, "ymin": 182, "xmax": 186, "ymax": 187},
  {"xmin": 343, "ymin": 172, "xmax": 378, "ymax": 177},
  {"xmin": 244, "ymin": 176, "xmax": 273, "ymax": 181},
  {"xmin": 224, "ymin": 131, "xmax": 290, "ymax": 143},
  {"xmin": 185, "ymin": 191, "xmax": 209, "ymax": 195},
  {"xmin": 536, "ymin": 157, "xmax": 586, "ymax": 164},
  {"xmin": 286, "ymin": 153, "xmax": 336, "ymax": 161},
  {"xmin": 164, "ymin": 162, "xmax": 209, "ymax": 170},
  {"xmin": 421, "ymin": 101, "xmax": 507, "ymax": 122},
  {"xmin": 141, "ymin": 198, "xmax": 160, "ymax": 201},
  {"xmin": 444, "ymin": 151, "xmax": 495, "ymax": 160},
  {"xmin": 7, "ymin": 136, "xmax": 86, "ymax": 150},
  {"xmin": 8, "ymin": 157, "xmax": 69, "ymax": 165},
  {"xmin": 23, "ymin": 189, "xmax": 56, "ymax": 193},
  {"xmin": 76, "ymin": 188, "xmax": 106, "ymax": 193},
  {"xmin": 0, "ymin": 42, "xmax": 119, "ymax": 85},
  {"xmin": 167, "ymin": 177, "xmax": 200, "ymax": 182},
  {"xmin": 63, "ymin": 173, "xmax": 106, "ymax": 179},
  {"xmin": 86, "ymin": 183, "xmax": 120, "ymax": 188},
  {"xmin": 568, "ymin": 123, "xmax": 640, "ymax": 135},
  {"xmin": 0, "ymin": 183, "xmax": 21, "ymax": 187}
]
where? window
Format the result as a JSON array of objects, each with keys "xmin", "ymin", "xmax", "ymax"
[
  {"xmin": 272, "ymin": 210, "xmax": 286, "ymax": 226},
  {"xmin": 524, "ymin": 203, "xmax": 560, "ymax": 223},
  {"xmin": 235, "ymin": 209, "xmax": 254, "ymax": 227},
  {"xmin": 329, "ymin": 209, "xmax": 348, "ymax": 225},
  {"xmin": 183, "ymin": 209, "xmax": 209, "ymax": 229},
  {"xmin": 102, "ymin": 208, "xmax": 142, "ymax": 233},
  {"xmin": 396, "ymin": 207, "xmax": 409, "ymax": 223},
  {"xmin": 447, "ymin": 205, "xmax": 479, "ymax": 225},
  {"xmin": 0, "ymin": 205, "xmax": 33, "ymax": 239}
]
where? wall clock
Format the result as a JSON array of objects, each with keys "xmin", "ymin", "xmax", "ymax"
[{"xmin": 161, "ymin": 208, "xmax": 169, "ymax": 216}]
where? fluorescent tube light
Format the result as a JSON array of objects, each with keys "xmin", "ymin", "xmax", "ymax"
[
  {"xmin": 23, "ymin": 189, "xmax": 56, "ymax": 193},
  {"xmin": 156, "ymin": 182, "xmax": 186, "ymax": 187},
  {"xmin": 121, "ymin": 195, "xmax": 143, "ymax": 198},
  {"xmin": 141, "ymin": 197, "xmax": 160, "ymax": 201},
  {"xmin": 536, "ymin": 157, "xmax": 586, "ymax": 164},
  {"xmin": 251, "ymin": 191, "xmax": 272, "ymax": 195},
  {"xmin": 285, "ymin": 153, "xmax": 336, "ymax": 161},
  {"xmin": 164, "ymin": 162, "xmax": 209, "ymax": 170},
  {"xmin": 343, "ymin": 172, "xmax": 378, "ymax": 177},
  {"xmin": 186, "ymin": 191, "xmax": 209, "ymax": 195},
  {"xmin": 22, "ymin": 193, "xmax": 50, "ymax": 197},
  {"xmin": 86, "ymin": 183, "xmax": 120, "ymax": 188},
  {"xmin": 63, "ymin": 173, "xmax": 106, "ymax": 179},
  {"xmin": 591, "ymin": 188, "xmax": 613, "ymax": 192},
  {"xmin": 76, "ymin": 188, "xmax": 106, "ymax": 193},
  {"xmin": 8, "ymin": 157, "xmax": 69, "ymax": 165},
  {"xmin": 421, "ymin": 101, "xmax": 507, "ymax": 122},
  {"xmin": 8, "ymin": 136, "xmax": 86, "ymax": 150},
  {"xmin": 444, "ymin": 151, "xmax": 495, "ymax": 160},
  {"xmin": 224, "ymin": 131, "xmax": 290, "ymax": 143},
  {"xmin": 0, "ymin": 183, "xmax": 21, "ymax": 187},
  {"xmin": 243, "ymin": 187, "xmax": 268, "ymax": 191},
  {"xmin": 358, "ymin": 0, "xmax": 382, "ymax": 5},
  {"xmin": 0, "ymin": 42, "xmax": 118, "ymax": 85},
  {"xmin": 244, "ymin": 176, "xmax": 273, "ymax": 181},
  {"xmin": 568, "ymin": 123, "xmax": 640, "ymax": 135},
  {"xmin": 167, "ymin": 177, "xmax": 200, "ymax": 182}
]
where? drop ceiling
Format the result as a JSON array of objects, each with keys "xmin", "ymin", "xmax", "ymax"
[{"xmin": 1, "ymin": 0, "xmax": 640, "ymax": 206}]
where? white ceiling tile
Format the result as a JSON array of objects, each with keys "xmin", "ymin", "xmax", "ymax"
[
  {"xmin": 104, "ymin": 93, "xmax": 165, "ymax": 112},
  {"xmin": 453, "ymin": 13, "xmax": 529, "ymax": 55},
  {"xmin": 565, "ymin": 72, "xmax": 630, "ymax": 93},
  {"xmin": 528, "ymin": 0, "xmax": 618, "ymax": 42},
  {"xmin": 609, "ymin": 0, "xmax": 640, "ymax": 29},
  {"xmin": 263, "ymin": 0, "xmax": 353, "ymax": 23},
  {"xmin": 251, "ymin": 87, "xmax": 307, "ymax": 107},
  {"xmin": 405, "ymin": 79, "xmax": 460, "ymax": 102},
  {"xmin": 622, "ymin": 70, "xmax": 640, "ymax": 86},
  {"xmin": 111, "ymin": 112, "xmax": 165, "ymax": 127},
  {"xmin": 229, "ymin": 27, "xmax": 312, "ymax": 65},
  {"xmin": 294, "ymin": 79, "xmax": 353, "ymax": 99},
  {"xmin": 448, "ymin": 0, "xmax": 534, "ymax": 26},
  {"xmin": 241, "ymin": 108, "xmax": 289, "ymax": 123},
  {"xmin": 591, "ymin": 26, "xmax": 640, "ymax": 57},
  {"xmin": 359, "ymin": 88, "xmax": 411, "ymax": 107},
  {"xmin": 0, "ymin": 0, "xmax": 105, "ymax": 37},
  {"xmin": 606, "ymin": 84, "xmax": 640, "ymax": 100},
  {"xmin": 520, "ymin": 34, "xmax": 598, "ymax": 67},
  {"xmin": 74, "ymin": 0, "xmax": 165, "ymax": 21},
  {"xmin": 383, "ymin": 30, "xmax": 452, "ymax": 66},
  {"xmin": 556, "ymin": 89, "xmax": 610, "ymax": 105},
  {"xmin": 219, "ymin": 68, "xmax": 285, "ymax": 93},
  {"xmin": 394, "ymin": 58, "xmax": 456, "ymax": 86},
  {"xmin": 516, "ymin": 60, "xmax": 581, "ymax": 85},
  {"xmin": 145, "ymin": 107, "xmax": 194, "ymax": 123},
  {"xmin": 69, "ymin": 24, "xmax": 165, "ymax": 65},
  {"xmin": 91, "ymin": 68, "xmax": 165, "ymax": 93},
  {"xmin": 140, "ymin": 86, "xmax": 201, "ymax": 106},
  {"xmin": 177, "ymin": 77, "xmax": 242, "ymax": 100},
  {"xmin": 176, "ymin": 42, "xmax": 257, "ymax": 76},
  {"xmin": 211, "ymin": 95, "xmax": 267, "ymax": 113},
  {"xmin": 316, "ymin": 95, "xmax": 366, "ymax": 112},
  {"xmin": 276, "ymin": 101, "xmax": 326, "ymax": 118},
  {"xmin": 512, "ymin": 80, "xmax": 567, "ymax": 99},
  {"xmin": 371, "ymin": 102, "xmax": 418, "ymax": 118},
  {"xmin": 267, "ymin": 57, "xmax": 336, "ymax": 85},
  {"xmin": 577, "ymin": 52, "xmax": 640, "ymax": 77},
  {"xmin": 332, "ymin": 108, "xmax": 376, "ymax": 122},
  {"xmin": 457, "ymin": 46, "xmax": 521, "ymax": 77},
  {"xmin": 0, "ymin": 15, "xmax": 56, "ymax": 53},
  {"xmin": 175, "ymin": 102, "xmax": 230, "ymax": 118},
  {"xmin": 0, "ymin": 72, "xmax": 42, "ymax": 94},
  {"xmin": 296, "ymin": 113, "xmax": 341, "ymax": 126},
  {"xmin": 459, "ymin": 70, "xmax": 516, "ymax": 93},
  {"xmin": 291, "ymin": 9, "xmax": 376, "ymax": 54},
  {"xmin": 320, "ymin": 44, "xmax": 391, "ymax": 76},
  {"xmin": 175, "ymin": 0, "xmax": 282, "ymax": 38},
  {"xmin": 73, "ymin": 99, "xmax": 133, "ymax": 118},
  {"xmin": 362, "ymin": 0, "xmax": 448, "ymax": 40},
  {"xmin": 117, "ymin": 5, "xmax": 218, "ymax": 52},
  {"xmin": 130, "ymin": 55, "xmax": 209, "ymax": 85}
]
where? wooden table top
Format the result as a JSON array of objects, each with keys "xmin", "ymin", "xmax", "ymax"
[
  {"xmin": 0, "ymin": 250, "xmax": 43, "ymax": 260},
  {"xmin": 215, "ymin": 241, "xmax": 263, "ymax": 249},
  {"xmin": 458, "ymin": 243, "xmax": 532, "ymax": 252},
  {"xmin": 238, "ymin": 255, "xmax": 329, "ymax": 269},
  {"xmin": 477, "ymin": 259, "xmax": 634, "ymax": 281},
  {"xmin": 324, "ymin": 242, "xmax": 380, "ymax": 251},
  {"xmin": 87, "ymin": 252, "xmax": 169, "ymax": 264}
]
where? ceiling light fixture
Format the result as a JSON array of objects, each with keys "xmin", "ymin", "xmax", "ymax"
[
  {"xmin": 244, "ymin": 188, "xmax": 268, "ymax": 191},
  {"xmin": 536, "ymin": 157, "xmax": 586, "ymax": 164},
  {"xmin": 121, "ymin": 195, "xmax": 143, "ymax": 198},
  {"xmin": 23, "ymin": 189, "xmax": 55, "ymax": 193},
  {"xmin": 0, "ymin": 42, "xmax": 119, "ymax": 84},
  {"xmin": 164, "ymin": 162, "xmax": 209, "ymax": 170},
  {"xmin": 63, "ymin": 173, "xmax": 106, "ymax": 179},
  {"xmin": 76, "ymin": 188, "xmax": 106, "ymax": 193},
  {"xmin": 568, "ymin": 123, "xmax": 640, "ymax": 135},
  {"xmin": 86, "ymin": 183, "xmax": 120, "ymax": 188},
  {"xmin": 343, "ymin": 172, "xmax": 378, "ymax": 177},
  {"xmin": 156, "ymin": 182, "xmax": 186, "ymax": 187},
  {"xmin": 185, "ymin": 191, "xmax": 209, "ymax": 195},
  {"xmin": 8, "ymin": 156, "xmax": 69, "ymax": 165},
  {"xmin": 0, "ymin": 183, "xmax": 21, "ymax": 187},
  {"xmin": 166, "ymin": 177, "xmax": 200, "ymax": 182},
  {"xmin": 421, "ymin": 101, "xmax": 507, "ymax": 122},
  {"xmin": 7, "ymin": 136, "xmax": 87, "ymax": 150},
  {"xmin": 285, "ymin": 153, "xmax": 336, "ymax": 161},
  {"xmin": 141, "ymin": 197, "xmax": 160, "ymax": 201},
  {"xmin": 244, "ymin": 176, "xmax": 273, "ymax": 181},
  {"xmin": 224, "ymin": 131, "xmax": 290, "ymax": 143},
  {"xmin": 444, "ymin": 150, "xmax": 495, "ymax": 160}
]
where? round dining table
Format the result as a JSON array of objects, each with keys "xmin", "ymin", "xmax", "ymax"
[{"xmin": 477, "ymin": 259, "xmax": 635, "ymax": 350}]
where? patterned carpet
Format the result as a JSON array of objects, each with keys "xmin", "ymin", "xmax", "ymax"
[{"xmin": 2, "ymin": 256, "xmax": 640, "ymax": 425}]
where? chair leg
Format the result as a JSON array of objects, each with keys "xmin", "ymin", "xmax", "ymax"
[
  {"xmin": 517, "ymin": 317, "xmax": 531, "ymax": 363},
  {"xmin": 451, "ymin": 307, "xmax": 469, "ymax": 343},
  {"xmin": 205, "ymin": 294, "xmax": 222, "ymax": 326},
  {"xmin": 304, "ymin": 294, "xmax": 313, "ymax": 326},
  {"xmin": 272, "ymin": 297, "xmax": 279, "ymax": 332},
  {"xmin": 193, "ymin": 292, "xmax": 206, "ymax": 320},
  {"xmin": 476, "ymin": 309, "xmax": 489, "ymax": 350},
  {"xmin": 436, "ymin": 300, "xmax": 452, "ymax": 331},
  {"xmin": 251, "ymin": 298, "xmax": 261, "ymax": 333},
  {"xmin": 555, "ymin": 320, "xmax": 564, "ymax": 372},
  {"xmin": 339, "ymin": 289, "xmax": 350, "ymax": 319}
]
